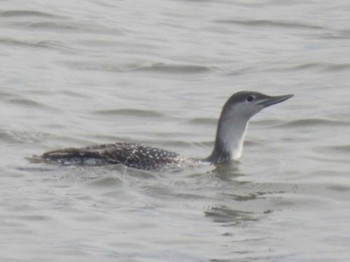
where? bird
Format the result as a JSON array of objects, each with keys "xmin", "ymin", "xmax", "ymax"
[{"xmin": 39, "ymin": 91, "xmax": 293, "ymax": 170}]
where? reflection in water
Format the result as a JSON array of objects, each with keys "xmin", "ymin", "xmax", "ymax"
[
  {"xmin": 204, "ymin": 161, "xmax": 297, "ymax": 226},
  {"xmin": 211, "ymin": 161, "xmax": 244, "ymax": 181}
]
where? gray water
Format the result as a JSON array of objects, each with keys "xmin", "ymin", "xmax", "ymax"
[{"xmin": 1, "ymin": 0, "xmax": 350, "ymax": 261}]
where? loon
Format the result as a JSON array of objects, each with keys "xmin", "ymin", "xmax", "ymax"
[{"xmin": 39, "ymin": 91, "xmax": 293, "ymax": 170}]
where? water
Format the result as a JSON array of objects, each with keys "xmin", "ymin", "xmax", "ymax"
[{"xmin": 1, "ymin": 0, "xmax": 350, "ymax": 261}]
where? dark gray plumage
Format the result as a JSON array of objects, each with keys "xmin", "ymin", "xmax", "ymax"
[
  {"xmin": 39, "ymin": 91, "xmax": 293, "ymax": 170},
  {"xmin": 42, "ymin": 142, "xmax": 187, "ymax": 170}
]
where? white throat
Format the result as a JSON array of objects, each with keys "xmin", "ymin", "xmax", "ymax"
[{"xmin": 218, "ymin": 116, "xmax": 248, "ymax": 160}]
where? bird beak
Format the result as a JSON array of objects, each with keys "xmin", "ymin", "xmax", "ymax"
[{"xmin": 258, "ymin": 94, "xmax": 294, "ymax": 107}]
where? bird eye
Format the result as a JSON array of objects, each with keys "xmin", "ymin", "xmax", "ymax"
[{"xmin": 246, "ymin": 95, "xmax": 255, "ymax": 102}]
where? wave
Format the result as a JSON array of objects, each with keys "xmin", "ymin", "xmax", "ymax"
[
  {"xmin": 273, "ymin": 62, "xmax": 350, "ymax": 72},
  {"xmin": 133, "ymin": 63, "xmax": 212, "ymax": 74},
  {"xmin": 64, "ymin": 61, "xmax": 213, "ymax": 74},
  {"xmin": 0, "ymin": 10, "xmax": 60, "ymax": 18},
  {"xmin": 216, "ymin": 19, "xmax": 325, "ymax": 31},
  {"xmin": 94, "ymin": 108, "xmax": 164, "ymax": 118},
  {"xmin": 279, "ymin": 118, "xmax": 350, "ymax": 128}
]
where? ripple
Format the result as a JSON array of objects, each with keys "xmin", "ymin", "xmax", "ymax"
[
  {"xmin": 9, "ymin": 97, "xmax": 55, "ymax": 111},
  {"xmin": 134, "ymin": 63, "xmax": 212, "ymax": 74},
  {"xmin": 94, "ymin": 109, "xmax": 164, "ymax": 118},
  {"xmin": 0, "ymin": 129, "xmax": 48, "ymax": 144},
  {"xmin": 327, "ymin": 145, "xmax": 350, "ymax": 153},
  {"xmin": 216, "ymin": 19, "xmax": 325, "ymax": 31},
  {"xmin": 0, "ymin": 10, "xmax": 60, "ymax": 18},
  {"xmin": 320, "ymin": 29, "xmax": 350, "ymax": 40},
  {"xmin": 0, "ymin": 130, "xmax": 19, "ymax": 143},
  {"xmin": 0, "ymin": 37, "xmax": 73, "ymax": 52},
  {"xmin": 205, "ymin": 205, "xmax": 259, "ymax": 224},
  {"xmin": 279, "ymin": 118, "xmax": 350, "ymax": 128},
  {"xmin": 0, "ymin": 90, "xmax": 17, "ymax": 100},
  {"xmin": 266, "ymin": 62, "xmax": 350, "ymax": 73},
  {"xmin": 3, "ymin": 92, "xmax": 59, "ymax": 117},
  {"xmin": 87, "ymin": 176, "xmax": 123, "ymax": 188},
  {"xmin": 289, "ymin": 62, "xmax": 350, "ymax": 72},
  {"xmin": 25, "ymin": 21, "xmax": 78, "ymax": 31},
  {"xmin": 64, "ymin": 61, "xmax": 213, "ymax": 74},
  {"xmin": 187, "ymin": 117, "xmax": 217, "ymax": 125}
]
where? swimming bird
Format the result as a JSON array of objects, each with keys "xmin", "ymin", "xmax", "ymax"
[{"xmin": 39, "ymin": 91, "xmax": 293, "ymax": 170}]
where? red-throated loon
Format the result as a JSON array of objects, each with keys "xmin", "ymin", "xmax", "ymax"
[{"xmin": 38, "ymin": 91, "xmax": 293, "ymax": 170}]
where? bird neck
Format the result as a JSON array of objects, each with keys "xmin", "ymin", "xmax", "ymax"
[{"xmin": 206, "ymin": 114, "xmax": 249, "ymax": 164}]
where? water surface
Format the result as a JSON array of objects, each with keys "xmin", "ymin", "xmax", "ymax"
[{"xmin": 1, "ymin": 0, "xmax": 350, "ymax": 261}]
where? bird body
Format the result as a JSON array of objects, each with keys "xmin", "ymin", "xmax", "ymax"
[
  {"xmin": 42, "ymin": 142, "xmax": 189, "ymax": 170},
  {"xmin": 39, "ymin": 91, "xmax": 293, "ymax": 170}
]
